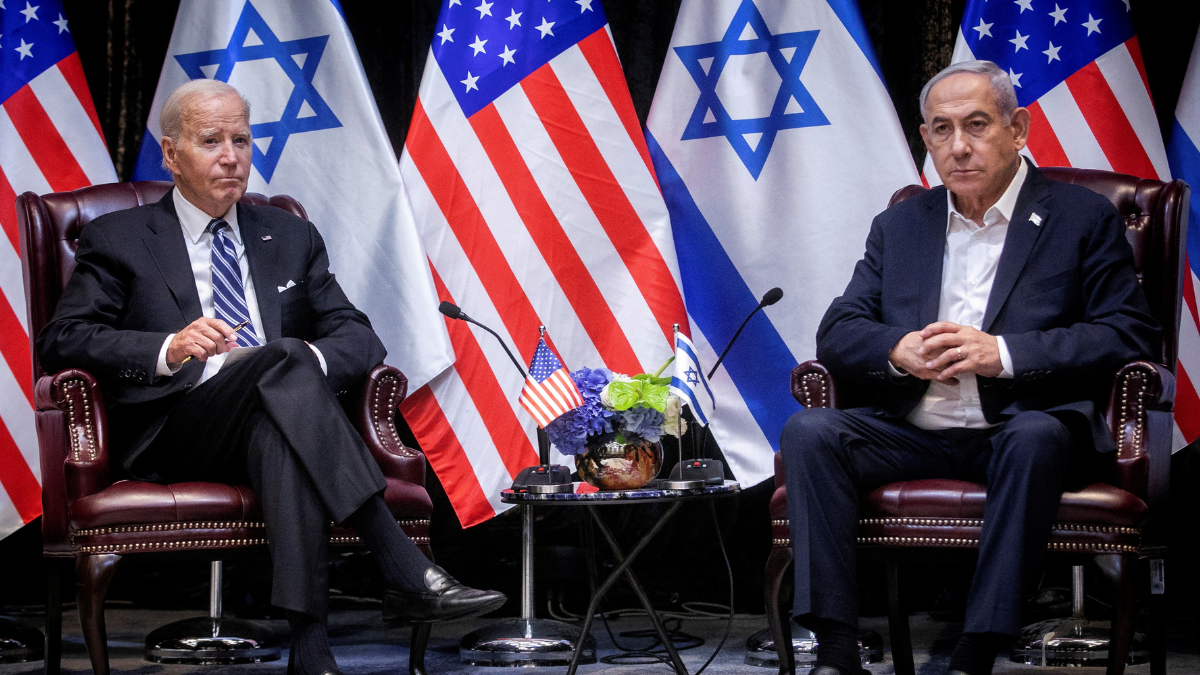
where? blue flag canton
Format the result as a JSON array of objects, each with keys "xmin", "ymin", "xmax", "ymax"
[
  {"xmin": 528, "ymin": 339, "xmax": 566, "ymax": 383},
  {"xmin": 962, "ymin": 0, "xmax": 1134, "ymax": 106},
  {"xmin": 431, "ymin": 0, "xmax": 609, "ymax": 118},
  {"xmin": 1, "ymin": 0, "xmax": 78, "ymax": 104}
]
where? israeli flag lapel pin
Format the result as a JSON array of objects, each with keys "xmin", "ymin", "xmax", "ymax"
[{"xmin": 1029, "ymin": 212, "xmax": 1043, "ymax": 227}]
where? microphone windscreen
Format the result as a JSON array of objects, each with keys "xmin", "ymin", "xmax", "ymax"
[
  {"xmin": 438, "ymin": 301, "xmax": 462, "ymax": 319},
  {"xmin": 761, "ymin": 287, "xmax": 784, "ymax": 306}
]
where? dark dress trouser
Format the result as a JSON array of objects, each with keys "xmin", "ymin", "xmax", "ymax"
[
  {"xmin": 141, "ymin": 337, "xmax": 387, "ymax": 622},
  {"xmin": 781, "ymin": 406, "xmax": 1075, "ymax": 636}
]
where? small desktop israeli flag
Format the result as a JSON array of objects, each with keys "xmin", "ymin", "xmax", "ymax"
[{"xmin": 670, "ymin": 327, "xmax": 715, "ymax": 426}]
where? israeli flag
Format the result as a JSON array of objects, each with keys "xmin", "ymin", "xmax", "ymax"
[
  {"xmin": 671, "ymin": 332, "xmax": 715, "ymax": 426},
  {"xmin": 646, "ymin": 0, "xmax": 919, "ymax": 486},
  {"xmin": 1168, "ymin": 27, "xmax": 1200, "ymax": 297},
  {"xmin": 132, "ymin": 0, "xmax": 453, "ymax": 390}
]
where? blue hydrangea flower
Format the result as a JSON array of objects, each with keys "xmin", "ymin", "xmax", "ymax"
[{"xmin": 621, "ymin": 405, "xmax": 666, "ymax": 443}]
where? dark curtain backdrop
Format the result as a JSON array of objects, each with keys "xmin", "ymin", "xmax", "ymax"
[{"xmin": 10, "ymin": 0, "xmax": 1196, "ymax": 619}]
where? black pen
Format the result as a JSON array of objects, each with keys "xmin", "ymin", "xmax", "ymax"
[{"xmin": 179, "ymin": 319, "xmax": 251, "ymax": 365}]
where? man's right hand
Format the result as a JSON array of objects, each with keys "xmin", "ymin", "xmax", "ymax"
[
  {"xmin": 166, "ymin": 317, "xmax": 240, "ymax": 368},
  {"xmin": 888, "ymin": 331, "xmax": 951, "ymax": 382}
]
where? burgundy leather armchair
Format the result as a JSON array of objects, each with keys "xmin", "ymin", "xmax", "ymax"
[
  {"xmin": 17, "ymin": 182, "xmax": 436, "ymax": 675},
  {"xmin": 764, "ymin": 168, "xmax": 1189, "ymax": 675}
]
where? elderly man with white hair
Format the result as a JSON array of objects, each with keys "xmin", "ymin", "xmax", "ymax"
[
  {"xmin": 38, "ymin": 79, "xmax": 505, "ymax": 675},
  {"xmin": 779, "ymin": 61, "xmax": 1159, "ymax": 675}
]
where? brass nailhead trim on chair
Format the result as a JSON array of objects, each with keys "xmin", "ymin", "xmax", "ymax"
[
  {"xmin": 61, "ymin": 379, "xmax": 97, "ymax": 462},
  {"xmin": 78, "ymin": 538, "xmax": 269, "ymax": 553},
  {"xmin": 800, "ymin": 373, "xmax": 828, "ymax": 409},
  {"xmin": 1116, "ymin": 371, "xmax": 1148, "ymax": 457},
  {"xmin": 72, "ymin": 521, "xmax": 267, "ymax": 539},
  {"xmin": 373, "ymin": 375, "xmax": 417, "ymax": 458}
]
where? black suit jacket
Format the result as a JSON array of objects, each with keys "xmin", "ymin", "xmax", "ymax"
[
  {"xmin": 816, "ymin": 161, "xmax": 1160, "ymax": 452},
  {"xmin": 37, "ymin": 189, "xmax": 387, "ymax": 473}
]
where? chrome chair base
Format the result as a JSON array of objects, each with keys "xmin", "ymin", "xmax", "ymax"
[
  {"xmin": 1009, "ymin": 617, "xmax": 1148, "ymax": 667},
  {"xmin": 459, "ymin": 618, "xmax": 596, "ymax": 667},
  {"xmin": 144, "ymin": 617, "xmax": 281, "ymax": 664},
  {"xmin": 744, "ymin": 625, "xmax": 885, "ymax": 668},
  {"xmin": 0, "ymin": 617, "xmax": 42, "ymax": 663}
]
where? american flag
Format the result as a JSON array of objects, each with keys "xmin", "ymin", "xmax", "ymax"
[
  {"xmin": 519, "ymin": 337, "xmax": 584, "ymax": 428},
  {"xmin": 925, "ymin": 0, "xmax": 1191, "ymax": 446},
  {"xmin": 398, "ymin": 0, "xmax": 688, "ymax": 526},
  {"xmin": 0, "ymin": 0, "xmax": 116, "ymax": 539}
]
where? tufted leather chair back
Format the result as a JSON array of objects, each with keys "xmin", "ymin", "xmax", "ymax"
[
  {"xmin": 18, "ymin": 181, "xmax": 308, "ymax": 381},
  {"xmin": 890, "ymin": 167, "xmax": 1189, "ymax": 372}
]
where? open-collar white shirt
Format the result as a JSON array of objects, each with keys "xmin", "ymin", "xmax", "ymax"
[{"xmin": 904, "ymin": 159, "xmax": 1025, "ymax": 430}]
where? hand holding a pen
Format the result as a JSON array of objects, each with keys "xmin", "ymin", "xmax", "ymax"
[{"xmin": 167, "ymin": 317, "xmax": 251, "ymax": 368}]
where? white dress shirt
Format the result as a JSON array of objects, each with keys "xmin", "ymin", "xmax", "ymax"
[
  {"xmin": 904, "ymin": 160, "xmax": 1025, "ymax": 430},
  {"xmin": 156, "ymin": 189, "xmax": 325, "ymax": 384}
]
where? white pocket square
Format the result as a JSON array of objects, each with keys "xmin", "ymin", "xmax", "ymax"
[{"xmin": 278, "ymin": 280, "xmax": 296, "ymax": 293}]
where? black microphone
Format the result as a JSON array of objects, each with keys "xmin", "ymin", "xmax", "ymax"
[
  {"xmin": 707, "ymin": 287, "xmax": 783, "ymax": 379},
  {"xmin": 439, "ymin": 301, "xmax": 526, "ymax": 378},
  {"xmin": 438, "ymin": 302, "xmax": 572, "ymax": 490}
]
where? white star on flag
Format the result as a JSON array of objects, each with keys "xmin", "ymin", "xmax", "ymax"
[
  {"xmin": 536, "ymin": 17, "xmax": 555, "ymax": 38},
  {"xmin": 576, "ymin": 0, "xmax": 593, "ymax": 12},
  {"xmin": 505, "ymin": 8, "xmax": 521, "ymax": 28},
  {"xmin": 1008, "ymin": 67, "xmax": 1023, "ymax": 87},
  {"xmin": 499, "ymin": 44, "xmax": 516, "ymax": 65},
  {"xmin": 437, "ymin": 24, "xmax": 455, "ymax": 44},
  {"xmin": 449, "ymin": 0, "xmax": 460, "ymax": 5},
  {"xmin": 53, "ymin": 12, "xmax": 68, "ymax": 32},
  {"xmin": 20, "ymin": 1, "xmax": 38, "ymax": 22},
  {"xmin": 1082, "ymin": 14, "xmax": 1102, "ymax": 36},
  {"xmin": 1010, "ymin": 29, "xmax": 1029, "ymax": 51},
  {"xmin": 15, "ymin": 37, "xmax": 33, "ymax": 59},
  {"xmin": 1014, "ymin": 0, "xmax": 1033, "ymax": 13},
  {"xmin": 461, "ymin": 71, "xmax": 479, "ymax": 92},
  {"xmin": 973, "ymin": 18, "xmax": 993, "ymax": 39},
  {"xmin": 1043, "ymin": 41, "xmax": 1062, "ymax": 62},
  {"xmin": 469, "ymin": 35, "xmax": 487, "ymax": 55},
  {"xmin": 474, "ymin": 0, "xmax": 493, "ymax": 18},
  {"xmin": 1049, "ymin": 4, "xmax": 1068, "ymax": 24}
]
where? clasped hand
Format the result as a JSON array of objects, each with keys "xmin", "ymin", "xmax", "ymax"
[
  {"xmin": 166, "ymin": 317, "xmax": 242, "ymax": 368},
  {"xmin": 888, "ymin": 322, "xmax": 1002, "ymax": 384}
]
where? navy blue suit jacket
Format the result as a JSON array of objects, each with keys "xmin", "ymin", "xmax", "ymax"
[
  {"xmin": 37, "ymin": 189, "xmax": 387, "ymax": 474},
  {"xmin": 815, "ymin": 161, "xmax": 1160, "ymax": 452}
]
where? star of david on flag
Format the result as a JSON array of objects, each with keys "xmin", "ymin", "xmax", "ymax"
[
  {"xmin": 671, "ymin": 332, "xmax": 714, "ymax": 427},
  {"xmin": 674, "ymin": 0, "xmax": 829, "ymax": 179}
]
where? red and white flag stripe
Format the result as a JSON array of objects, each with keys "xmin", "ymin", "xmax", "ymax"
[
  {"xmin": 519, "ymin": 369, "xmax": 584, "ymax": 429},
  {"xmin": 926, "ymin": 33, "xmax": 1192, "ymax": 449},
  {"xmin": 0, "ymin": 52, "xmax": 117, "ymax": 539},
  {"xmin": 399, "ymin": 28, "xmax": 687, "ymax": 526}
]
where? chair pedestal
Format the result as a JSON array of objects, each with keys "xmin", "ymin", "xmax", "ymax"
[
  {"xmin": 1010, "ymin": 565, "xmax": 1147, "ymax": 667},
  {"xmin": 144, "ymin": 562, "xmax": 280, "ymax": 665},
  {"xmin": 743, "ymin": 625, "xmax": 884, "ymax": 669},
  {"xmin": 0, "ymin": 617, "xmax": 43, "ymax": 663},
  {"xmin": 458, "ymin": 505, "xmax": 595, "ymax": 667}
]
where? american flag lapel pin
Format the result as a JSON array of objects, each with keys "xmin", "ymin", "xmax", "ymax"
[
  {"xmin": 261, "ymin": 235, "xmax": 272, "ymax": 241},
  {"xmin": 1029, "ymin": 213, "xmax": 1043, "ymax": 227}
]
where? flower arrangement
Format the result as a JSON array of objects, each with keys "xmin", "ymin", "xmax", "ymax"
[{"xmin": 545, "ymin": 366, "xmax": 687, "ymax": 456}]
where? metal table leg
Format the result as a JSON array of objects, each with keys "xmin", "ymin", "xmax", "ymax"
[
  {"xmin": 566, "ymin": 502, "xmax": 687, "ymax": 675},
  {"xmin": 459, "ymin": 504, "xmax": 596, "ymax": 666}
]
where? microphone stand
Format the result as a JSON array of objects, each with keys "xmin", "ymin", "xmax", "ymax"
[
  {"xmin": 672, "ymin": 288, "xmax": 783, "ymax": 486},
  {"xmin": 440, "ymin": 305, "xmax": 593, "ymax": 667}
]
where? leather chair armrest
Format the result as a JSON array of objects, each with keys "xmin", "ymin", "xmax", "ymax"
[
  {"xmin": 38, "ymin": 369, "xmax": 111, "ymax": 503},
  {"xmin": 791, "ymin": 360, "xmax": 838, "ymax": 409},
  {"xmin": 1106, "ymin": 361, "xmax": 1175, "ymax": 545},
  {"xmin": 343, "ymin": 364, "xmax": 426, "ymax": 488}
]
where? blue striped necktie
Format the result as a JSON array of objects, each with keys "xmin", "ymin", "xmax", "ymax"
[{"xmin": 207, "ymin": 219, "xmax": 261, "ymax": 346}]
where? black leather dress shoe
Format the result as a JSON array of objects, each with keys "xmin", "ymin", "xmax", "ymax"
[
  {"xmin": 382, "ymin": 565, "xmax": 507, "ymax": 627},
  {"xmin": 809, "ymin": 666, "xmax": 871, "ymax": 675}
]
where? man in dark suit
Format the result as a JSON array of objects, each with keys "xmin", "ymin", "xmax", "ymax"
[
  {"xmin": 781, "ymin": 60, "xmax": 1159, "ymax": 675},
  {"xmin": 37, "ymin": 80, "xmax": 504, "ymax": 675}
]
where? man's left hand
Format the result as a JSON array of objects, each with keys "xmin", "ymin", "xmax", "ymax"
[{"xmin": 918, "ymin": 322, "xmax": 1003, "ymax": 381}]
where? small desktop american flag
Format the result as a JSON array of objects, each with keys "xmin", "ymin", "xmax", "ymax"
[{"xmin": 519, "ymin": 338, "xmax": 583, "ymax": 428}]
